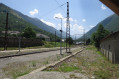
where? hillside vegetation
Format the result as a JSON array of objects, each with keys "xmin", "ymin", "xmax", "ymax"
[
  {"xmin": 0, "ymin": 3, "xmax": 58, "ymax": 39},
  {"xmin": 85, "ymin": 14, "xmax": 119, "ymax": 38}
]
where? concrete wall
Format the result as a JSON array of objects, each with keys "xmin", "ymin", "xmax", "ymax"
[{"xmin": 100, "ymin": 32, "xmax": 119, "ymax": 64}]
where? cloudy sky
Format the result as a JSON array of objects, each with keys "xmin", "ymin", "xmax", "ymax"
[{"xmin": 0, "ymin": 0, "xmax": 114, "ymax": 36}]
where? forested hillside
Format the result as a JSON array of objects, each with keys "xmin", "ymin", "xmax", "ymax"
[
  {"xmin": 85, "ymin": 14, "xmax": 119, "ymax": 38},
  {"xmin": 0, "ymin": 3, "xmax": 59, "ymax": 38}
]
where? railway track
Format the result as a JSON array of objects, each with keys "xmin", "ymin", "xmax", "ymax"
[
  {"xmin": 0, "ymin": 46, "xmax": 82, "ymax": 59},
  {"xmin": 0, "ymin": 48, "xmax": 62, "ymax": 59},
  {"xmin": 0, "ymin": 47, "xmax": 80, "ymax": 59}
]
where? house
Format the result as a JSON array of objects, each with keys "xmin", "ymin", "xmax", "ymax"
[
  {"xmin": 99, "ymin": 0, "xmax": 119, "ymax": 64},
  {"xmin": 36, "ymin": 33, "xmax": 50, "ymax": 41},
  {"xmin": 100, "ymin": 0, "xmax": 119, "ymax": 15},
  {"xmin": 2, "ymin": 31, "xmax": 20, "ymax": 35},
  {"xmin": 100, "ymin": 31, "xmax": 119, "ymax": 63}
]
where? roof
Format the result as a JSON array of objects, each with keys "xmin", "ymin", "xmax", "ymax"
[
  {"xmin": 101, "ymin": 31, "xmax": 119, "ymax": 42},
  {"xmin": 100, "ymin": 0, "xmax": 119, "ymax": 15},
  {"xmin": 2, "ymin": 31, "xmax": 20, "ymax": 34},
  {"xmin": 36, "ymin": 33, "xmax": 50, "ymax": 38}
]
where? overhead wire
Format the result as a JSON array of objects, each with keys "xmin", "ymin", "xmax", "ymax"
[
  {"xmin": 39, "ymin": 3, "xmax": 66, "ymax": 19},
  {"xmin": 54, "ymin": 0, "xmax": 66, "ymax": 13}
]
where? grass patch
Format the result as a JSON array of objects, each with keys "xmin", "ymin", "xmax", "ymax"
[
  {"xmin": 32, "ymin": 61, "xmax": 37, "ymax": 67},
  {"xmin": 45, "ymin": 45, "xmax": 119, "ymax": 79},
  {"xmin": 43, "ymin": 60, "xmax": 49, "ymax": 65},
  {"xmin": 46, "ymin": 63, "xmax": 81, "ymax": 72},
  {"xmin": 0, "ymin": 47, "xmax": 19, "ymax": 51},
  {"xmin": 43, "ymin": 41, "xmax": 66, "ymax": 48},
  {"xmin": 0, "ymin": 41, "xmax": 66, "ymax": 51},
  {"xmin": 85, "ymin": 45, "xmax": 96, "ymax": 51},
  {"xmin": 13, "ymin": 71, "xmax": 29, "ymax": 79},
  {"xmin": 2, "ymin": 62, "xmax": 34, "ymax": 79},
  {"xmin": 58, "ymin": 64, "xmax": 80, "ymax": 72},
  {"xmin": 94, "ymin": 70, "xmax": 111, "ymax": 79}
]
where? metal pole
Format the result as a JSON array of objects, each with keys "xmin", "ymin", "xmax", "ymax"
[
  {"xmin": 55, "ymin": 17, "xmax": 63, "ymax": 55},
  {"xmin": 66, "ymin": 2, "xmax": 71, "ymax": 53},
  {"xmin": 60, "ymin": 19, "xmax": 62, "ymax": 55},
  {"xmin": 4, "ymin": 13, "xmax": 8, "ymax": 50},
  {"xmin": 75, "ymin": 34, "xmax": 76, "ymax": 47},
  {"xmin": 83, "ymin": 29, "xmax": 85, "ymax": 46},
  {"xmin": 55, "ymin": 31, "xmax": 56, "ymax": 47},
  {"xmin": 19, "ymin": 24, "xmax": 21, "ymax": 52}
]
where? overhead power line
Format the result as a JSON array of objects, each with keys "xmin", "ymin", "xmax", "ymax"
[
  {"xmin": 54, "ymin": 0, "xmax": 66, "ymax": 13},
  {"xmin": 39, "ymin": 3, "xmax": 66, "ymax": 19}
]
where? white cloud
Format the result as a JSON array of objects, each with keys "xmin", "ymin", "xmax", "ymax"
[
  {"xmin": 90, "ymin": 25, "xmax": 95, "ymax": 28},
  {"xmin": 101, "ymin": 4, "xmax": 106, "ymax": 10},
  {"xmin": 69, "ymin": 18, "xmax": 73, "ymax": 21},
  {"xmin": 63, "ymin": 23, "xmax": 73, "ymax": 28},
  {"xmin": 78, "ymin": 25, "xmax": 84, "ymax": 31},
  {"xmin": 40, "ymin": 19, "xmax": 56, "ymax": 28},
  {"xmin": 29, "ymin": 9, "xmax": 39, "ymax": 16},
  {"xmin": 63, "ymin": 18, "xmax": 74, "ymax": 22},
  {"xmin": 82, "ymin": 19, "xmax": 86, "ymax": 22},
  {"xmin": 63, "ymin": 18, "xmax": 67, "ymax": 21},
  {"xmin": 63, "ymin": 23, "xmax": 66, "ymax": 28},
  {"xmin": 57, "ymin": 24, "xmax": 61, "ymax": 30},
  {"xmin": 54, "ymin": 13, "xmax": 74, "ymax": 22},
  {"xmin": 54, "ymin": 13, "xmax": 63, "ymax": 19},
  {"xmin": 72, "ymin": 24, "xmax": 84, "ymax": 34}
]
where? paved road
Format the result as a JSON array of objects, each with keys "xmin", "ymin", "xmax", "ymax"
[{"xmin": 0, "ymin": 47, "xmax": 81, "ymax": 69}]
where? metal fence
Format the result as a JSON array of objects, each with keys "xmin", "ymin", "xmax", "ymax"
[{"xmin": 0, "ymin": 37, "xmax": 43, "ymax": 47}]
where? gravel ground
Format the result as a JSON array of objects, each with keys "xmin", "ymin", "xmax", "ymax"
[
  {"xmin": 0, "ymin": 47, "xmax": 81, "ymax": 79},
  {"xmin": 0, "ymin": 47, "xmax": 60, "ymax": 57},
  {"xmin": 18, "ymin": 71, "xmax": 88, "ymax": 79}
]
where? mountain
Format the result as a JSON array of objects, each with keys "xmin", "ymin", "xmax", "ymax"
[
  {"xmin": 13, "ymin": 10, "xmax": 66, "ymax": 38},
  {"xmin": 85, "ymin": 14, "xmax": 119, "ymax": 39},
  {"xmin": 0, "ymin": 3, "xmax": 66, "ymax": 38}
]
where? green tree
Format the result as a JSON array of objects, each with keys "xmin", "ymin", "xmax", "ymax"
[
  {"xmin": 22, "ymin": 26, "xmax": 36, "ymax": 38},
  {"xmin": 91, "ymin": 24, "xmax": 109, "ymax": 49},
  {"xmin": 86, "ymin": 38, "xmax": 91, "ymax": 45},
  {"xmin": 66, "ymin": 37, "xmax": 73, "ymax": 45}
]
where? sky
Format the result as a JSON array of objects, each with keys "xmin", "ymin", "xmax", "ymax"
[{"xmin": 0, "ymin": 0, "xmax": 114, "ymax": 36}]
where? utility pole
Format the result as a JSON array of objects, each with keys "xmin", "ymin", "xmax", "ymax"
[
  {"xmin": 55, "ymin": 31, "xmax": 56, "ymax": 47},
  {"xmin": 83, "ymin": 29, "xmax": 85, "ymax": 46},
  {"xmin": 19, "ymin": 22, "xmax": 21, "ymax": 52},
  {"xmin": 60, "ymin": 20, "xmax": 62, "ymax": 55},
  {"xmin": 75, "ymin": 34, "xmax": 76, "ymax": 47},
  {"xmin": 4, "ymin": 12, "xmax": 8, "ymax": 50},
  {"xmin": 55, "ymin": 17, "xmax": 63, "ymax": 55},
  {"xmin": 66, "ymin": 2, "xmax": 71, "ymax": 53}
]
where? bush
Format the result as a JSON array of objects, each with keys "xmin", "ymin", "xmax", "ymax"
[
  {"xmin": 91, "ymin": 24, "xmax": 109, "ymax": 49},
  {"xmin": 43, "ymin": 43, "xmax": 54, "ymax": 48}
]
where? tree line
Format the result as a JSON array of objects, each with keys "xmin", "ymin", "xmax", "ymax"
[{"xmin": 86, "ymin": 24, "xmax": 110, "ymax": 49}]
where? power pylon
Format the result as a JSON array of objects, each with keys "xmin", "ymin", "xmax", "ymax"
[{"xmin": 66, "ymin": 2, "xmax": 71, "ymax": 53}]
